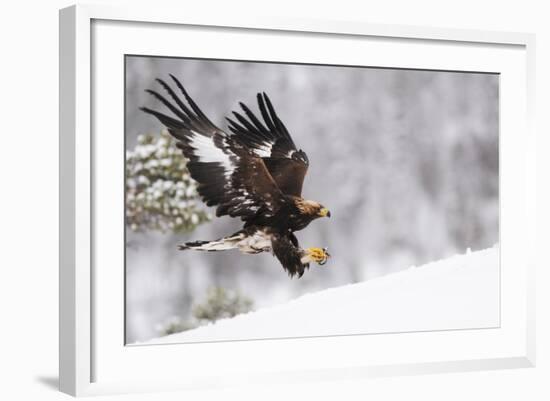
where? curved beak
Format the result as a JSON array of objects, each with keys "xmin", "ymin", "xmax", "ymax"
[{"xmin": 319, "ymin": 208, "xmax": 331, "ymax": 218}]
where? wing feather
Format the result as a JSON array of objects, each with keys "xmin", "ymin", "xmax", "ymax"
[
  {"xmin": 227, "ymin": 93, "xmax": 309, "ymax": 196},
  {"xmin": 141, "ymin": 77, "xmax": 284, "ymax": 222}
]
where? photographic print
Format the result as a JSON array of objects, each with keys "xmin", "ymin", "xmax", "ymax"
[{"xmin": 125, "ymin": 56, "xmax": 499, "ymax": 345}]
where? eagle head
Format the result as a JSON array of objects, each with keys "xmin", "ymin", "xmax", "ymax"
[{"xmin": 296, "ymin": 199, "xmax": 331, "ymax": 219}]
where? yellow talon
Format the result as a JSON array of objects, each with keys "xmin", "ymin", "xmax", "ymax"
[{"xmin": 304, "ymin": 247, "xmax": 331, "ymax": 265}]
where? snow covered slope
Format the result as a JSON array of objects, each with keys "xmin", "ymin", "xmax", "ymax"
[{"xmin": 145, "ymin": 246, "xmax": 499, "ymax": 344}]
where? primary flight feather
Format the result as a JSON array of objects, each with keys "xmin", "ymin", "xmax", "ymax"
[{"xmin": 141, "ymin": 75, "xmax": 331, "ymax": 278}]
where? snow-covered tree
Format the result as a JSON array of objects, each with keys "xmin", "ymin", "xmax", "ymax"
[
  {"xmin": 158, "ymin": 287, "xmax": 254, "ymax": 336},
  {"xmin": 193, "ymin": 287, "xmax": 254, "ymax": 323},
  {"xmin": 126, "ymin": 130, "xmax": 210, "ymax": 233}
]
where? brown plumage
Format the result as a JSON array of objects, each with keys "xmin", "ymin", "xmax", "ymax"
[{"xmin": 141, "ymin": 75, "xmax": 330, "ymax": 277}]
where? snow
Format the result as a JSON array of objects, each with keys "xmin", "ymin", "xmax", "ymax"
[{"xmin": 143, "ymin": 246, "xmax": 499, "ymax": 344}]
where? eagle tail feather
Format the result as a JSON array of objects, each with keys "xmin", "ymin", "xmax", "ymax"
[{"xmin": 178, "ymin": 233, "xmax": 243, "ymax": 252}]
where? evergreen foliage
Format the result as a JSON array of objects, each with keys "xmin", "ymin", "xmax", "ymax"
[{"xmin": 125, "ymin": 130, "xmax": 210, "ymax": 233}]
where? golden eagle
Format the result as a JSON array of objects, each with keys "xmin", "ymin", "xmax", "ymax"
[{"xmin": 141, "ymin": 75, "xmax": 331, "ymax": 277}]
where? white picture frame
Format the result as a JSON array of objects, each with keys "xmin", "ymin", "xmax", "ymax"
[{"xmin": 59, "ymin": 4, "xmax": 536, "ymax": 397}]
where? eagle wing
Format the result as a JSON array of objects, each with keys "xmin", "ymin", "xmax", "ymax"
[
  {"xmin": 141, "ymin": 75, "xmax": 284, "ymax": 221},
  {"xmin": 226, "ymin": 93, "xmax": 309, "ymax": 197}
]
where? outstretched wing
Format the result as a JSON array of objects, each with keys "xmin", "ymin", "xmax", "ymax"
[
  {"xmin": 226, "ymin": 93, "xmax": 309, "ymax": 197},
  {"xmin": 271, "ymin": 233, "xmax": 309, "ymax": 278},
  {"xmin": 141, "ymin": 75, "xmax": 283, "ymax": 221}
]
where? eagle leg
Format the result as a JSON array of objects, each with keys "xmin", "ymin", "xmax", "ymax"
[
  {"xmin": 247, "ymin": 246, "xmax": 264, "ymax": 254},
  {"xmin": 301, "ymin": 247, "xmax": 331, "ymax": 265}
]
